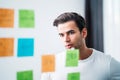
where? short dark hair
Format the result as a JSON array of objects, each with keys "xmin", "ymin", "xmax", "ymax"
[{"xmin": 53, "ymin": 12, "xmax": 86, "ymax": 31}]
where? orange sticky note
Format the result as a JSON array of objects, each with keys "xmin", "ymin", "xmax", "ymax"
[
  {"xmin": 0, "ymin": 8, "xmax": 14, "ymax": 28},
  {"xmin": 41, "ymin": 54, "xmax": 55, "ymax": 72},
  {"xmin": 0, "ymin": 38, "xmax": 14, "ymax": 57}
]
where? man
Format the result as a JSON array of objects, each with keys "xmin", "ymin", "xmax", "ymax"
[{"xmin": 41, "ymin": 12, "xmax": 120, "ymax": 80}]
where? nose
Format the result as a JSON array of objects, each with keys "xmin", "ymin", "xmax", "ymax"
[{"xmin": 64, "ymin": 35, "xmax": 70, "ymax": 42}]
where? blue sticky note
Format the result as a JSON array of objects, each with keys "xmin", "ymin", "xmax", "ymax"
[{"xmin": 17, "ymin": 38, "xmax": 34, "ymax": 57}]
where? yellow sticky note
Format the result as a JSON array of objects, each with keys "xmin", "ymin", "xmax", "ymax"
[
  {"xmin": 0, "ymin": 38, "xmax": 14, "ymax": 57},
  {"xmin": 0, "ymin": 8, "xmax": 14, "ymax": 28},
  {"xmin": 41, "ymin": 54, "xmax": 55, "ymax": 72}
]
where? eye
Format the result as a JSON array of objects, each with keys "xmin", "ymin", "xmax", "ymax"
[
  {"xmin": 59, "ymin": 33, "xmax": 64, "ymax": 37},
  {"xmin": 68, "ymin": 30, "xmax": 75, "ymax": 35}
]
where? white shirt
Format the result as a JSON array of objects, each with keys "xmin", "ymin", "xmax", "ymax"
[{"xmin": 41, "ymin": 49, "xmax": 120, "ymax": 80}]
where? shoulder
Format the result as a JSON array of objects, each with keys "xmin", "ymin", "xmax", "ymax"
[{"xmin": 92, "ymin": 49, "xmax": 112, "ymax": 62}]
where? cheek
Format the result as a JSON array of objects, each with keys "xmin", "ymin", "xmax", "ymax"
[
  {"xmin": 60, "ymin": 38, "xmax": 65, "ymax": 43},
  {"xmin": 72, "ymin": 36, "xmax": 81, "ymax": 44},
  {"xmin": 76, "ymin": 35, "xmax": 82, "ymax": 44},
  {"xmin": 72, "ymin": 38, "xmax": 81, "ymax": 48},
  {"xmin": 76, "ymin": 38, "xmax": 81, "ymax": 45}
]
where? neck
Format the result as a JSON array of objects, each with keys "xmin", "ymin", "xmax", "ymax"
[{"xmin": 79, "ymin": 46, "xmax": 93, "ymax": 60}]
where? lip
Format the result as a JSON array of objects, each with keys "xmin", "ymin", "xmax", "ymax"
[{"xmin": 65, "ymin": 44, "xmax": 73, "ymax": 49}]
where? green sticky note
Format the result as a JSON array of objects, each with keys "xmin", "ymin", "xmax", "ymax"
[
  {"xmin": 66, "ymin": 49, "xmax": 79, "ymax": 67},
  {"xmin": 17, "ymin": 70, "xmax": 33, "ymax": 80},
  {"xmin": 19, "ymin": 10, "xmax": 34, "ymax": 28},
  {"xmin": 68, "ymin": 72, "xmax": 80, "ymax": 80}
]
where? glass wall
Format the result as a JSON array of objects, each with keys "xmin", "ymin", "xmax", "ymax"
[{"xmin": 104, "ymin": 0, "xmax": 120, "ymax": 61}]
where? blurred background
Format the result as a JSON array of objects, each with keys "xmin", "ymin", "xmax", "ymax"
[{"xmin": 0, "ymin": 0, "xmax": 120, "ymax": 80}]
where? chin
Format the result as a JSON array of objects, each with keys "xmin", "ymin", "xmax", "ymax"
[
  {"xmin": 65, "ymin": 47, "xmax": 71, "ymax": 49},
  {"xmin": 65, "ymin": 48, "xmax": 70, "ymax": 49}
]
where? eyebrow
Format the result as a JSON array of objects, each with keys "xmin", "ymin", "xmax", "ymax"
[
  {"xmin": 59, "ymin": 30, "xmax": 75, "ymax": 35},
  {"xmin": 67, "ymin": 30, "xmax": 75, "ymax": 34},
  {"xmin": 66, "ymin": 30, "xmax": 75, "ymax": 34}
]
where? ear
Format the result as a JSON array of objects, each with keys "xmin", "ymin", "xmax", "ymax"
[{"xmin": 81, "ymin": 28, "xmax": 87, "ymax": 38}]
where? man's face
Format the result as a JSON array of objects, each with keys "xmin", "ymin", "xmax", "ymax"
[{"xmin": 57, "ymin": 21, "xmax": 87, "ymax": 49}]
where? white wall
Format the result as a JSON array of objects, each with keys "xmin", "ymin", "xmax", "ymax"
[
  {"xmin": 0, "ymin": 0, "xmax": 85, "ymax": 80},
  {"xmin": 103, "ymin": 0, "xmax": 120, "ymax": 61}
]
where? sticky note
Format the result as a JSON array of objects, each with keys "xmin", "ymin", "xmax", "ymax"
[
  {"xmin": 66, "ymin": 49, "xmax": 79, "ymax": 67},
  {"xmin": 0, "ymin": 38, "xmax": 14, "ymax": 57},
  {"xmin": 17, "ymin": 38, "xmax": 34, "ymax": 57},
  {"xmin": 17, "ymin": 70, "xmax": 33, "ymax": 80},
  {"xmin": 19, "ymin": 9, "xmax": 34, "ymax": 28},
  {"xmin": 42, "ymin": 54, "xmax": 55, "ymax": 72},
  {"xmin": 67, "ymin": 72, "xmax": 80, "ymax": 80},
  {"xmin": 0, "ymin": 8, "xmax": 14, "ymax": 28}
]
